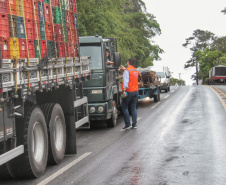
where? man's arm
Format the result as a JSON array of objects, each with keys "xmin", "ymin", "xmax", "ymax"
[{"xmin": 123, "ymin": 70, "xmax": 129, "ymax": 90}]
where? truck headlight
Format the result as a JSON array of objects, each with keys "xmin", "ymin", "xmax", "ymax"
[
  {"xmin": 90, "ymin": 106, "xmax": 96, "ymax": 113},
  {"xmin": 91, "ymin": 90, "xmax": 102, "ymax": 94},
  {"xmin": 97, "ymin": 106, "xmax": 104, "ymax": 113}
]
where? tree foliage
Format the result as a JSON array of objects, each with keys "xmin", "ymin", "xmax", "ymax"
[
  {"xmin": 76, "ymin": 0, "xmax": 163, "ymax": 67},
  {"xmin": 183, "ymin": 29, "xmax": 226, "ymax": 83}
]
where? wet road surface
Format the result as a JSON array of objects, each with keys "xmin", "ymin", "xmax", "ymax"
[{"xmin": 1, "ymin": 85, "xmax": 226, "ymax": 185}]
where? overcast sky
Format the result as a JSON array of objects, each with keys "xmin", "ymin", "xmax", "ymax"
[{"xmin": 143, "ymin": 0, "xmax": 226, "ymax": 85}]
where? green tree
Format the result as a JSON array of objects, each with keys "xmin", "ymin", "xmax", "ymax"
[
  {"xmin": 77, "ymin": 0, "xmax": 163, "ymax": 67},
  {"xmin": 182, "ymin": 29, "xmax": 215, "ymax": 84}
]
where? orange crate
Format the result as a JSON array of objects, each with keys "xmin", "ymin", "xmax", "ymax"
[
  {"xmin": 7, "ymin": 0, "xmax": 17, "ymax": 15},
  {"xmin": 45, "ymin": 22, "xmax": 53, "ymax": 40},
  {"xmin": 44, "ymin": 3, "xmax": 51, "ymax": 23}
]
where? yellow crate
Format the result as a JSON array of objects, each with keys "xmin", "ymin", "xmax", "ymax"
[
  {"xmin": 9, "ymin": 37, "xmax": 20, "ymax": 59},
  {"xmin": 16, "ymin": 0, "xmax": 24, "ymax": 17}
]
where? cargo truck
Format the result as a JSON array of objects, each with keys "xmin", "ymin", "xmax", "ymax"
[
  {"xmin": 209, "ymin": 65, "xmax": 226, "ymax": 85},
  {"xmin": 150, "ymin": 66, "xmax": 170, "ymax": 92},
  {"xmin": 0, "ymin": 0, "xmax": 90, "ymax": 179},
  {"xmin": 79, "ymin": 36, "xmax": 122, "ymax": 128},
  {"xmin": 137, "ymin": 66, "xmax": 161, "ymax": 102}
]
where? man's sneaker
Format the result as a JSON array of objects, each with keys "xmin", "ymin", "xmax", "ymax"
[
  {"xmin": 122, "ymin": 125, "xmax": 131, "ymax": 130},
  {"xmin": 132, "ymin": 124, "xmax": 137, "ymax": 129}
]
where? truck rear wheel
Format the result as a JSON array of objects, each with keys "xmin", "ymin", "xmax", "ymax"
[
  {"xmin": 106, "ymin": 101, "xmax": 118, "ymax": 127},
  {"xmin": 9, "ymin": 106, "xmax": 48, "ymax": 178},
  {"xmin": 42, "ymin": 103, "xmax": 66, "ymax": 165},
  {"xmin": 154, "ymin": 89, "xmax": 160, "ymax": 102}
]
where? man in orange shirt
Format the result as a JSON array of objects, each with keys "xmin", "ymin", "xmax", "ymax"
[{"xmin": 121, "ymin": 58, "xmax": 139, "ymax": 130}]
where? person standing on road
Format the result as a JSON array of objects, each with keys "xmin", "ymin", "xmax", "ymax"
[{"xmin": 121, "ymin": 58, "xmax": 139, "ymax": 130}]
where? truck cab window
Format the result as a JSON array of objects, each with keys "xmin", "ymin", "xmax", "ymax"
[{"xmin": 80, "ymin": 45, "xmax": 102, "ymax": 70}]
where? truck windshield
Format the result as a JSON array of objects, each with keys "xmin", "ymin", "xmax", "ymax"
[
  {"xmin": 156, "ymin": 72, "xmax": 165, "ymax": 78},
  {"xmin": 80, "ymin": 45, "xmax": 102, "ymax": 70}
]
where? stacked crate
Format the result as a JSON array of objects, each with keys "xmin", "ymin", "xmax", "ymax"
[{"xmin": 0, "ymin": 0, "xmax": 78, "ymax": 59}]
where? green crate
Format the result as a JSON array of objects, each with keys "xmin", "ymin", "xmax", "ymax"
[
  {"xmin": 60, "ymin": 0, "xmax": 65, "ymax": 9},
  {"xmin": 56, "ymin": 7, "xmax": 62, "ymax": 25},
  {"xmin": 34, "ymin": 40, "xmax": 41, "ymax": 58},
  {"xmin": 40, "ymin": 22, "xmax": 46, "ymax": 40}
]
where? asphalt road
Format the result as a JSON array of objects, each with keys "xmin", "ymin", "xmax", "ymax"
[{"xmin": 2, "ymin": 85, "xmax": 226, "ymax": 185}]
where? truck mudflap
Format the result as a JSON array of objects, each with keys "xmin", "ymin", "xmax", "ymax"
[
  {"xmin": 74, "ymin": 97, "xmax": 89, "ymax": 128},
  {"xmin": 0, "ymin": 145, "xmax": 24, "ymax": 165}
]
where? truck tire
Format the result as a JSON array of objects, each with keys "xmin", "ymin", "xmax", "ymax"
[
  {"xmin": 106, "ymin": 101, "xmax": 118, "ymax": 127},
  {"xmin": 113, "ymin": 52, "xmax": 121, "ymax": 67},
  {"xmin": 8, "ymin": 106, "xmax": 48, "ymax": 178},
  {"xmin": 42, "ymin": 103, "xmax": 66, "ymax": 165},
  {"xmin": 154, "ymin": 89, "xmax": 160, "ymax": 102},
  {"xmin": 64, "ymin": 115, "xmax": 77, "ymax": 154}
]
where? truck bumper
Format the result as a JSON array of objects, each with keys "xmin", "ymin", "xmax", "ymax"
[{"xmin": 88, "ymin": 102, "xmax": 110, "ymax": 121}]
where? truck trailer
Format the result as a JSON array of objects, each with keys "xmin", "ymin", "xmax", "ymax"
[{"xmin": 0, "ymin": 0, "xmax": 90, "ymax": 179}]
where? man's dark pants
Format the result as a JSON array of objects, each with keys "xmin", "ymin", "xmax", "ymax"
[{"xmin": 122, "ymin": 91, "xmax": 139, "ymax": 127}]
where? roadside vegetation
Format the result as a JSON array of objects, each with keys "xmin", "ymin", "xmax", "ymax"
[
  {"xmin": 182, "ymin": 7, "xmax": 226, "ymax": 84},
  {"xmin": 77, "ymin": 0, "xmax": 163, "ymax": 67}
]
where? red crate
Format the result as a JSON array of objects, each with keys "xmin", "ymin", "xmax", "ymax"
[
  {"xmin": 0, "ymin": 38, "xmax": 10, "ymax": 59},
  {"xmin": 52, "ymin": 0, "xmax": 60, "ymax": 7},
  {"xmin": 44, "ymin": 3, "xmax": 51, "ymax": 23},
  {"xmin": 67, "ymin": 42, "xmax": 77, "ymax": 57},
  {"xmin": 53, "ymin": 24, "xmax": 62, "ymax": 42},
  {"xmin": 40, "ymin": 40, "xmax": 47, "ymax": 57},
  {"xmin": 27, "ymin": 39, "xmax": 35, "ymax": 58},
  {"xmin": 18, "ymin": 38, "xmax": 27, "ymax": 58},
  {"xmin": 25, "ymin": 18, "xmax": 33, "ymax": 29},
  {"xmin": 58, "ymin": 42, "xmax": 65, "ymax": 57},
  {"xmin": 0, "ymin": 0, "xmax": 7, "ymax": 14},
  {"xmin": 7, "ymin": 0, "xmax": 17, "ymax": 15},
  {"xmin": 45, "ymin": 22, "xmax": 53, "ymax": 40},
  {"xmin": 0, "ymin": 13, "xmax": 9, "ymax": 38},
  {"xmin": 72, "ymin": 0, "xmax": 76, "ymax": 13},
  {"xmin": 33, "ymin": 21, "xmax": 41, "ymax": 40}
]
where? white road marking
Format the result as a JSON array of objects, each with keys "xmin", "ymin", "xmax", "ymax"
[
  {"xmin": 171, "ymin": 90, "xmax": 174, "ymax": 93},
  {"xmin": 37, "ymin": 152, "xmax": 92, "ymax": 185},
  {"xmin": 164, "ymin": 95, "xmax": 169, "ymax": 99},
  {"xmin": 151, "ymin": 102, "xmax": 160, "ymax": 109},
  {"xmin": 137, "ymin": 117, "xmax": 141, "ymax": 121}
]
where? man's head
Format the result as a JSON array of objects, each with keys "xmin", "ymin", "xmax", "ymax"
[{"xmin": 127, "ymin": 58, "xmax": 136, "ymax": 67}]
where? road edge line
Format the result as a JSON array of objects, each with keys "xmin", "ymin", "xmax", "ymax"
[{"xmin": 37, "ymin": 152, "xmax": 92, "ymax": 185}]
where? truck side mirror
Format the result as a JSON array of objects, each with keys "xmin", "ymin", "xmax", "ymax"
[{"xmin": 113, "ymin": 52, "xmax": 121, "ymax": 68}]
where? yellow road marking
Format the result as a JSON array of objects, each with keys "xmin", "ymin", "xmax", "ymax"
[{"xmin": 206, "ymin": 85, "xmax": 226, "ymax": 111}]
